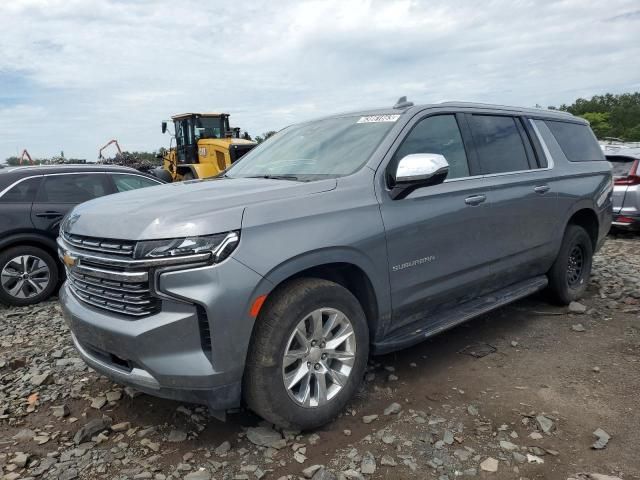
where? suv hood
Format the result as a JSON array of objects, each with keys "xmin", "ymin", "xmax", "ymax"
[{"xmin": 65, "ymin": 177, "xmax": 337, "ymax": 240}]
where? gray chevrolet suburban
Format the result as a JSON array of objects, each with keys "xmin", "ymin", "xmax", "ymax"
[{"xmin": 58, "ymin": 100, "xmax": 612, "ymax": 429}]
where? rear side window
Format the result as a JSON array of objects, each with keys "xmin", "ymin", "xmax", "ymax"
[
  {"xmin": 544, "ymin": 121, "xmax": 604, "ymax": 162},
  {"xmin": 112, "ymin": 174, "xmax": 160, "ymax": 192},
  {"xmin": 0, "ymin": 177, "xmax": 41, "ymax": 203},
  {"xmin": 36, "ymin": 174, "xmax": 109, "ymax": 203},
  {"xmin": 468, "ymin": 115, "xmax": 530, "ymax": 174},
  {"xmin": 606, "ymin": 156, "xmax": 637, "ymax": 177}
]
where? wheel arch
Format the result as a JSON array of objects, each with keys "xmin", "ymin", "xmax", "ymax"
[
  {"xmin": 566, "ymin": 207, "xmax": 599, "ymax": 250},
  {"xmin": 0, "ymin": 232, "xmax": 59, "ymax": 261},
  {"xmin": 254, "ymin": 249, "xmax": 390, "ymax": 343}
]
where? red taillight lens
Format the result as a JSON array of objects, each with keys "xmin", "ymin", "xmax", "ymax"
[
  {"xmin": 614, "ymin": 175, "xmax": 640, "ymax": 186},
  {"xmin": 615, "ymin": 215, "xmax": 635, "ymax": 224}
]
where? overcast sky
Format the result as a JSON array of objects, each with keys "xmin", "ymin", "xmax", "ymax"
[{"xmin": 1, "ymin": 0, "xmax": 639, "ymax": 161}]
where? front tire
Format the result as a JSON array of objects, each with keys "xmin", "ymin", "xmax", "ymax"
[
  {"xmin": 547, "ymin": 224, "xmax": 593, "ymax": 305},
  {"xmin": 244, "ymin": 278, "xmax": 369, "ymax": 430},
  {"xmin": 0, "ymin": 246, "xmax": 59, "ymax": 306}
]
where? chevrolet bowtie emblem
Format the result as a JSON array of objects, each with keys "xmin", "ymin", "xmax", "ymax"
[{"xmin": 63, "ymin": 252, "xmax": 77, "ymax": 267}]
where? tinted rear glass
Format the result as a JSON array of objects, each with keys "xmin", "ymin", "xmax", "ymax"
[
  {"xmin": 606, "ymin": 156, "xmax": 637, "ymax": 177},
  {"xmin": 544, "ymin": 121, "xmax": 604, "ymax": 162},
  {"xmin": 468, "ymin": 115, "xmax": 530, "ymax": 174},
  {"xmin": 113, "ymin": 174, "xmax": 161, "ymax": 192},
  {"xmin": 0, "ymin": 177, "xmax": 42, "ymax": 203},
  {"xmin": 36, "ymin": 174, "xmax": 109, "ymax": 203}
]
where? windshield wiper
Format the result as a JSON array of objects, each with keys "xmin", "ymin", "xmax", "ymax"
[{"xmin": 246, "ymin": 174, "xmax": 301, "ymax": 181}]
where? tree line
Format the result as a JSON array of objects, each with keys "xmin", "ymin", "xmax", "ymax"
[
  {"xmin": 549, "ymin": 92, "xmax": 640, "ymax": 141},
  {"xmin": 2, "ymin": 151, "xmax": 163, "ymax": 166}
]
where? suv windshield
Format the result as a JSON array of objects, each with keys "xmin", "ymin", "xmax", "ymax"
[{"xmin": 225, "ymin": 115, "xmax": 398, "ymax": 181}]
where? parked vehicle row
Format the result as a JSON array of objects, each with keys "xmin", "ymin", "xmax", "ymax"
[
  {"xmin": 56, "ymin": 100, "xmax": 612, "ymax": 429},
  {"xmin": 0, "ymin": 165, "xmax": 163, "ymax": 306}
]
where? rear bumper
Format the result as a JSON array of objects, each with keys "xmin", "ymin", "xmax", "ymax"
[
  {"xmin": 612, "ymin": 183, "xmax": 639, "ymax": 230},
  {"xmin": 612, "ymin": 213, "xmax": 640, "ymax": 230}
]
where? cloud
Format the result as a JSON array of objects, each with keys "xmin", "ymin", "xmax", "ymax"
[{"xmin": 0, "ymin": 0, "xmax": 639, "ymax": 160}]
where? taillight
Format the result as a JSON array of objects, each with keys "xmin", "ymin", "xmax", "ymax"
[
  {"xmin": 614, "ymin": 175, "xmax": 640, "ymax": 186},
  {"xmin": 615, "ymin": 215, "xmax": 635, "ymax": 225}
]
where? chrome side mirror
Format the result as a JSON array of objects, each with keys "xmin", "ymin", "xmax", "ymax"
[{"xmin": 391, "ymin": 153, "xmax": 449, "ymax": 199}]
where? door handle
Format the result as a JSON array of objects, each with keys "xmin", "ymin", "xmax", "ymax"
[
  {"xmin": 35, "ymin": 211, "xmax": 63, "ymax": 218},
  {"xmin": 464, "ymin": 194, "xmax": 486, "ymax": 206},
  {"xmin": 534, "ymin": 185, "xmax": 550, "ymax": 194}
]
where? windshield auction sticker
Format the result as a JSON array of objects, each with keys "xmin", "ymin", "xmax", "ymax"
[{"xmin": 357, "ymin": 114, "xmax": 401, "ymax": 123}]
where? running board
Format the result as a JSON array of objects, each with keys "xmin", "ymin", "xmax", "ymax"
[{"xmin": 373, "ymin": 275, "xmax": 548, "ymax": 355}]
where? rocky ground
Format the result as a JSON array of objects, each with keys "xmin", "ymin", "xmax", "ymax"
[{"xmin": 1, "ymin": 232, "xmax": 639, "ymax": 480}]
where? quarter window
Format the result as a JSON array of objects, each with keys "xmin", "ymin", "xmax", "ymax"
[
  {"xmin": 468, "ymin": 115, "xmax": 530, "ymax": 174},
  {"xmin": 393, "ymin": 114, "xmax": 470, "ymax": 180},
  {"xmin": 0, "ymin": 177, "xmax": 41, "ymax": 203},
  {"xmin": 544, "ymin": 120, "xmax": 605, "ymax": 162},
  {"xmin": 113, "ymin": 174, "xmax": 161, "ymax": 192},
  {"xmin": 36, "ymin": 174, "xmax": 109, "ymax": 203}
]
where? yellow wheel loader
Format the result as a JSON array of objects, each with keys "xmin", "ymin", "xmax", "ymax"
[{"xmin": 154, "ymin": 113, "xmax": 256, "ymax": 182}]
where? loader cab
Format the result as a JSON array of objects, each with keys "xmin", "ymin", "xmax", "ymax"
[{"xmin": 172, "ymin": 113, "xmax": 231, "ymax": 164}]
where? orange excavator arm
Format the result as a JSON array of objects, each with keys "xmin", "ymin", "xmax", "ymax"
[
  {"xmin": 19, "ymin": 149, "xmax": 34, "ymax": 165},
  {"xmin": 98, "ymin": 139, "xmax": 123, "ymax": 160}
]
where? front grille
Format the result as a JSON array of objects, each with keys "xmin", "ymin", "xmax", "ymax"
[
  {"xmin": 67, "ymin": 267, "xmax": 160, "ymax": 317},
  {"xmin": 62, "ymin": 232, "xmax": 136, "ymax": 257}
]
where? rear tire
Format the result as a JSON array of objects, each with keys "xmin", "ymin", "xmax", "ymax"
[
  {"xmin": 151, "ymin": 167, "xmax": 172, "ymax": 183},
  {"xmin": 181, "ymin": 172, "xmax": 195, "ymax": 181},
  {"xmin": 547, "ymin": 225, "xmax": 593, "ymax": 305},
  {"xmin": 244, "ymin": 278, "xmax": 369, "ymax": 430},
  {"xmin": 0, "ymin": 246, "xmax": 59, "ymax": 306}
]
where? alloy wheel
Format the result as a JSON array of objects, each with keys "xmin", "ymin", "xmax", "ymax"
[
  {"xmin": 567, "ymin": 245, "xmax": 584, "ymax": 287},
  {"xmin": 1, "ymin": 255, "xmax": 51, "ymax": 299},
  {"xmin": 282, "ymin": 307, "xmax": 356, "ymax": 408}
]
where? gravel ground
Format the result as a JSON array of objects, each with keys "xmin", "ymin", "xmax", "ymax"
[{"xmin": 1, "ymin": 232, "xmax": 639, "ymax": 480}]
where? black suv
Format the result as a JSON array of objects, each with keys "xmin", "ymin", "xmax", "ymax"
[{"xmin": 0, "ymin": 165, "xmax": 163, "ymax": 306}]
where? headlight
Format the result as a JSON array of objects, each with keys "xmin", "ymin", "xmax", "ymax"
[{"xmin": 134, "ymin": 231, "xmax": 239, "ymax": 263}]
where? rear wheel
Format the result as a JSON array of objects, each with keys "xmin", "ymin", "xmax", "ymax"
[
  {"xmin": 547, "ymin": 225, "xmax": 593, "ymax": 305},
  {"xmin": 0, "ymin": 246, "xmax": 59, "ymax": 306},
  {"xmin": 181, "ymin": 172, "xmax": 195, "ymax": 181},
  {"xmin": 150, "ymin": 167, "xmax": 172, "ymax": 183},
  {"xmin": 244, "ymin": 278, "xmax": 369, "ymax": 429}
]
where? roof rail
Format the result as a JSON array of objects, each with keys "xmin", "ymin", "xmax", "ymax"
[{"xmin": 437, "ymin": 101, "xmax": 574, "ymax": 116}]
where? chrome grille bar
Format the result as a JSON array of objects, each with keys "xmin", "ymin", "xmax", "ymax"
[
  {"xmin": 68, "ymin": 276, "xmax": 153, "ymax": 305},
  {"xmin": 62, "ymin": 232, "xmax": 135, "ymax": 257},
  {"xmin": 58, "ymin": 236, "xmax": 162, "ymax": 317},
  {"xmin": 68, "ymin": 287, "xmax": 155, "ymax": 316},
  {"xmin": 57, "ymin": 237, "xmax": 211, "ymax": 268},
  {"xmin": 69, "ymin": 269, "xmax": 149, "ymax": 293}
]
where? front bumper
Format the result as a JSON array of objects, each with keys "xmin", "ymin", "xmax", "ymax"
[{"xmin": 59, "ymin": 255, "xmax": 269, "ymax": 411}]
